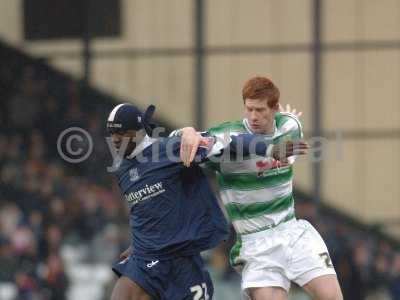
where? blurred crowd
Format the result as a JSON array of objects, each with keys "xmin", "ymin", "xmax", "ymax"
[
  {"xmin": 0, "ymin": 62, "xmax": 128, "ymax": 299},
  {"xmin": 0, "ymin": 52, "xmax": 400, "ymax": 299}
]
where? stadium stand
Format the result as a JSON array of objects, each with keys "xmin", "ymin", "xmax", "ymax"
[{"xmin": 0, "ymin": 41, "xmax": 399, "ymax": 300}]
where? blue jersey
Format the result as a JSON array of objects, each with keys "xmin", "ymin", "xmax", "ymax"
[{"xmin": 113, "ymin": 136, "xmax": 229, "ymax": 260}]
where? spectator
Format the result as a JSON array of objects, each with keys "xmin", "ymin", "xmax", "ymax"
[{"xmin": 39, "ymin": 253, "xmax": 69, "ymax": 300}]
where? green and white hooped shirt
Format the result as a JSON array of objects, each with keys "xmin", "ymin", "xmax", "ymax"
[{"xmin": 205, "ymin": 112, "xmax": 303, "ymax": 237}]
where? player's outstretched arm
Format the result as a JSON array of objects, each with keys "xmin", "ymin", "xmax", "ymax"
[
  {"xmin": 179, "ymin": 127, "xmax": 309, "ymax": 166},
  {"xmin": 227, "ymin": 134, "xmax": 308, "ymax": 161}
]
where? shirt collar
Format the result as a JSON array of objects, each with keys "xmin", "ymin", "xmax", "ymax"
[{"xmin": 126, "ymin": 134, "xmax": 157, "ymax": 159}]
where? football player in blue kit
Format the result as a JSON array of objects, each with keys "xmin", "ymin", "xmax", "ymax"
[{"xmin": 106, "ymin": 103, "xmax": 308, "ymax": 300}]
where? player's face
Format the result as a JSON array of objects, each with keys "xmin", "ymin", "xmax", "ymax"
[
  {"xmin": 244, "ymin": 98, "xmax": 277, "ymax": 134},
  {"xmin": 110, "ymin": 129, "xmax": 143, "ymax": 157}
]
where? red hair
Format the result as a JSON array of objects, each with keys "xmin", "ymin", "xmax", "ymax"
[{"xmin": 242, "ymin": 76, "xmax": 280, "ymax": 108}]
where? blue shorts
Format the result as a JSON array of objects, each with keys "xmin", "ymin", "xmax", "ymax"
[{"xmin": 112, "ymin": 254, "xmax": 213, "ymax": 300}]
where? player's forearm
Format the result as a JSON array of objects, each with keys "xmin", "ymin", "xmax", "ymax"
[
  {"xmin": 222, "ymin": 134, "xmax": 308, "ymax": 161},
  {"xmin": 179, "ymin": 126, "xmax": 307, "ymax": 165},
  {"xmin": 226, "ymin": 134, "xmax": 274, "ymax": 158},
  {"xmin": 175, "ymin": 128, "xmax": 274, "ymax": 157}
]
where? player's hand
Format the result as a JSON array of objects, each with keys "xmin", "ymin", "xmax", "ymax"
[
  {"xmin": 180, "ymin": 127, "xmax": 209, "ymax": 167},
  {"xmin": 280, "ymin": 103, "xmax": 303, "ymax": 118},
  {"xmin": 119, "ymin": 246, "xmax": 133, "ymax": 260},
  {"xmin": 271, "ymin": 140, "xmax": 309, "ymax": 161}
]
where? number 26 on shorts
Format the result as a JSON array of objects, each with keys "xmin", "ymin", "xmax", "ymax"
[{"xmin": 190, "ymin": 282, "xmax": 209, "ymax": 300}]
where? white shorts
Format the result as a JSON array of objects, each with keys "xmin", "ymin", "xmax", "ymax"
[{"xmin": 231, "ymin": 218, "xmax": 336, "ymax": 292}]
